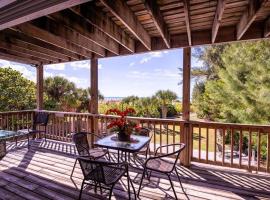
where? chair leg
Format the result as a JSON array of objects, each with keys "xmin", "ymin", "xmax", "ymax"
[
  {"xmin": 175, "ymin": 168, "xmax": 185, "ymax": 193},
  {"xmin": 70, "ymin": 159, "xmax": 77, "ymax": 178},
  {"xmin": 137, "ymin": 168, "xmax": 146, "ymax": 197},
  {"xmin": 27, "ymin": 135, "xmax": 30, "ymax": 149},
  {"xmin": 128, "ymin": 173, "xmax": 137, "ymax": 200},
  {"xmin": 127, "ymin": 173, "xmax": 131, "ymax": 200},
  {"xmin": 79, "ymin": 180, "xmax": 85, "ymax": 200},
  {"xmin": 167, "ymin": 174, "xmax": 178, "ymax": 200},
  {"xmin": 109, "ymin": 184, "xmax": 115, "ymax": 200}
]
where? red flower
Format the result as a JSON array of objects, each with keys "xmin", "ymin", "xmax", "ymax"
[{"xmin": 106, "ymin": 108, "xmax": 137, "ymax": 132}]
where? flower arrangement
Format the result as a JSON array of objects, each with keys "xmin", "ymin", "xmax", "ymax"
[{"xmin": 106, "ymin": 108, "xmax": 141, "ymax": 141}]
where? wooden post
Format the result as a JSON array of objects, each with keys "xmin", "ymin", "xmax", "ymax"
[
  {"xmin": 90, "ymin": 58, "xmax": 98, "ymax": 114},
  {"xmin": 181, "ymin": 47, "xmax": 191, "ymax": 166},
  {"xmin": 36, "ymin": 64, "xmax": 44, "ymax": 110},
  {"xmin": 89, "ymin": 58, "xmax": 99, "ymax": 146}
]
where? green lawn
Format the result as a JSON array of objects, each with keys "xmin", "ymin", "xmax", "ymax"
[{"xmin": 149, "ymin": 124, "xmax": 216, "ymax": 152}]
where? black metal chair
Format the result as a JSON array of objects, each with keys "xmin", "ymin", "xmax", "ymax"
[
  {"xmin": 138, "ymin": 143, "xmax": 186, "ymax": 200},
  {"xmin": 78, "ymin": 157, "xmax": 136, "ymax": 200},
  {"xmin": 17, "ymin": 112, "xmax": 49, "ymax": 147},
  {"xmin": 71, "ymin": 132, "xmax": 110, "ymax": 178}
]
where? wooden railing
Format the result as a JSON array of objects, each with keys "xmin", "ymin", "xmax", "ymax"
[
  {"xmin": 1, "ymin": 110, "xmax": 270, "ymax": 173},
  {"xmin": 190, "ymin": 121, "xmax": 270, "ymax": 173}
]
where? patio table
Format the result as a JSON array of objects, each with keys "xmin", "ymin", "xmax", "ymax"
[
  {"xmin": 95, "ymin": 133, "xmax": 151, "ymax": 163},
  {"xmin": 0, "ymin": 129, "xmax": 31, "ymax": 158}
]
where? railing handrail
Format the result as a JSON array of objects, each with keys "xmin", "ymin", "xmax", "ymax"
[
  {"xmin": 189, "ymin": 120, "xmax": 270, "ymax": 129},
  {"xmin": 2, "ymin": 110, "xmax": 270, "ymax": 129}
]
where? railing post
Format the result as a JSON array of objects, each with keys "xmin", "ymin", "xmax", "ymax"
[
  {"xmin": 90, "ymin": 58, "xmax": 99, "ymax": 147},
  {"xmin": 36, "ymin": 64, "xmax": 44, "ymax": 110},
  {"xmin": 181, "ymin": 47, "xmax": 192, "ymax": 167}
]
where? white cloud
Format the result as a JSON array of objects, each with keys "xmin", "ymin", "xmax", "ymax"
[
  {"xmin": 129, "ymin": 62, "xmax": 135, "ymax": 67},
  {"xmin": 0, "ymin": 59, "xmax": 36, "ymax": 82},
  {"xmin": 45, "ymin": 63, "xmax": 65, "ymax": 71},
  {"xmin": 44, "ymin": 72, "xmax": 88, "ymax": 88},
  {"xmin": 139, "ymin": 51, "xmax": 164, "ymax": 64},
  {"xmin": 69, "ymin": 60, "xmax": 90, "ymax": 70},
  {"xmin": 127, "ymin": 68, "xmax": 180, "ymax": 80},
  {"xmin": 98, "ymin": 64, "xmax": 103, "ymax": 69}
]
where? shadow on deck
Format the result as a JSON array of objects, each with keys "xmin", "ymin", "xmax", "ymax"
[{"xmin": 0, "ymin": 139, "xmax": 270, "ymax": 200}]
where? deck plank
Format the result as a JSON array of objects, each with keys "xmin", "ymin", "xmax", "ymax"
[{"xmin": 1, "ymin": 139, "xmax": 270, "ymax": 200}]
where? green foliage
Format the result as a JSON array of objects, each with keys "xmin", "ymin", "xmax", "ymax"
[
  {"xmin": 193, "ymin": 41, "xmax": 270, "ymax": 124},
  {"xmin": 192, "ymin": 41, "xmax": 270, "ymax": 160},
  {"xmin": 154, "ymin": 90, "xmax": 178, "ymax": 118},
  {"xmin": 0, "ymin": 67, "xmax": 36, "ymax": 111}
]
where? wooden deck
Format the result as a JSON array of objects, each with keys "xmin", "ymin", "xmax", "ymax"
[{"xmin": 0, "ymin": 139, "xmax": 270, "ymax": 200}]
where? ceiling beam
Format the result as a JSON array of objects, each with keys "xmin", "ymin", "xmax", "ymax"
[
  {"xmin": 4, "ymin": 29, "xmax": 80, "ymax": 61},
  {"xmin": 0, "ymin": 40, "xmax": 54, "ymax": 63},
  {"xmin": 50, "ymin": 10, "xmax": 119, "ymax": 55},
  {"xmin": 237, "ymin": 0, "xmax": 269, "ymax": 40},
  {"xmin": 0, "ymin": 49, "xmax": 42, "ymax": 65},
  {"xmin": 143, "ymin": 0, "xmax": 170, "ymax": 48},
  {"xmin": 40, "ymin": 17, "xmax": 105, "ymax": 57},
  {"xmin": 99, "ymin": 0, "xmax": 151, "ymax": 50},
  {"xmin": 0, "ymin": 0, "xmax": 92, "ymax": 30},
  {"xmin": 0, "ymin": 0, "xmax": 17, "ymax": 9},
  {"xmin": 4, "ymin": 37, "xmax": 65, "ymax": 62},
  {"xmin": 70, "ymin": 4, "xmax": 135, "ymax": 52},
  {"xmin": 264, "ymin": 17, "xmax": 270, "ymax": 37},
  {"xmin": 183, "ymin": 0, "xmax": 192, "ymax": 46},
  {"xmin": 0, "ymin": 36, "xmax": 60, "ymax": 63},
  {"xmin": 15, "ymin": 23, "xmax": 92, "ymax": 59},
  {"xmin": 212, "ymin": 0, "xmax": 226, "ymax": 43}
]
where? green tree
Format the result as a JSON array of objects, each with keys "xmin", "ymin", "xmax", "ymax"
[
  {"xmin": 193, "ymin": 40, "xmax": 270, "ymax": 124},
  {"xmin": 44, "ymin": 76, "xmax": 78, "ymax": 111},
  {"xmin": 77, "ymin": 87, "xmax": 104, "ymax": 112},
  {"xmin": 0, "ymin": 67, "xmax": 36, "ymax": 111},
  {"xmin": 122, "ymin": 95, "xmax": 139, "ymax": 107},
  {"xmin": 154, "ymin": 90, "xmax": 178, "ymax": 118}
]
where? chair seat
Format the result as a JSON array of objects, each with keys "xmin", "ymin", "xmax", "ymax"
[
  {"xmin": 146, "ymin": 158, "xmax": 174, "ymax": 173},
  {"xmin": 18, "ymin": 129, "xmax": 45, "ymax": 134},
  {"xmin": 86, "ymin": 165, "xmax": 126, "ymax": 185},
  {"xmin": 89, "ymin": 148, "xmax": 108, "ymax": 159}
]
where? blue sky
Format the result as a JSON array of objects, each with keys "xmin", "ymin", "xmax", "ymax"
[{"xmin": 0, "ymin": 48, "xmax": 203, "ymax": 98}]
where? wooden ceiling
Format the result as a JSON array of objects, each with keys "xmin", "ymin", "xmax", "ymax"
[{"xmin": 0, "ymin": 0, "xmax": 270, "ymax": 66}]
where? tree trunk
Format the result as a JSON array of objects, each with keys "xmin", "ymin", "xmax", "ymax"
[{"xmin": 161, "ymin": 105, "xmax": 168, "ymax": 119}]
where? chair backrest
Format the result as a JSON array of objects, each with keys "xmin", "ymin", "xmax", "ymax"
[
  {"xmin": 137, "ymin": 127, "xmax": 151, "ymax": 136},
  {"xmin": 216, "ymin": 143, "xmax": 222, "ymax": 152},
  {"xmin": 72, "ymin": 132, "xmax": 90, "ymax": 156},
  {"xmin": 78, "ymin": 158, "xmax": 105, "ymax": 183},
  {"xmin": 33, "ymin": 112, "xmax": 49, "ymax": 126},
  {"xmin": 172, "ymin": 143, "xmax": 186, "ymax": 167}
]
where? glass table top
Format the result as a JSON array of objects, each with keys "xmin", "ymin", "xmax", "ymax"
[
  {"xmin": 0, "ymin": 130, "xmax": 18, "ymax": 139},
  {"xmin": 95, "ymin": 134, "xmax": 151, "ymax": 153}
]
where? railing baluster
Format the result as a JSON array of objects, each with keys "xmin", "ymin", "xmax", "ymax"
[
  {"xmin": 206, "ymin": 126, "xmax": 209, "ymax": 162},
  {"xmin": 267, "ymin": 132, "xmax": 270, "ymax": 173},
  {"xmin": 231, "ymin": 128, "xmax": 234, "ymax": 166},
  {"xmin": 166, "ymin": 122, "xmax": 169, "ymax": 154},
  {"xmin": 222, "ymin": 128, "xmax": 225, "ymax": 165},
  {"xmin": 239, "ymin": 129, "xmax": 243, "ymax": 168},
  {"xmin": 154, "ymin": 122, "xmax": 156, "ymax": 152},
  {"xmin": 173, "ymin": 122, "xmax": 175, "ymax": 152},
  {"xmin": 160, "ymin": 123, "xmax": 162, "ymax": 153},
  {"xmin": 214, "ymin": 128, "xmax": 217, "ymax": 162},
  {"xmin": 199, "ymin": 125, "xmax": 201, "ymax": 160},
  {"xmin": 248, "ymin": 128, "xmax": 252, "ymax": 171},
  {"xmin": 257, "ymin": 130, "xmax": 261, "ymax": 171}
]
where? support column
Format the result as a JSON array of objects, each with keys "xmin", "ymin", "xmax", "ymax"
[
  {"xmin": 181, "ymin": 47, "xmax": 191, "ymax": 166},
  {"xmin": 36, "ymin": 64, "xmax": 44, "ymax": 110},
  {"xmin": 89, "ymin": 58, "xmax": 99, "ymax": 146},
  {"xmin": 90, "ymin": 58, "xmax": 98, "ymax": 114}
]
